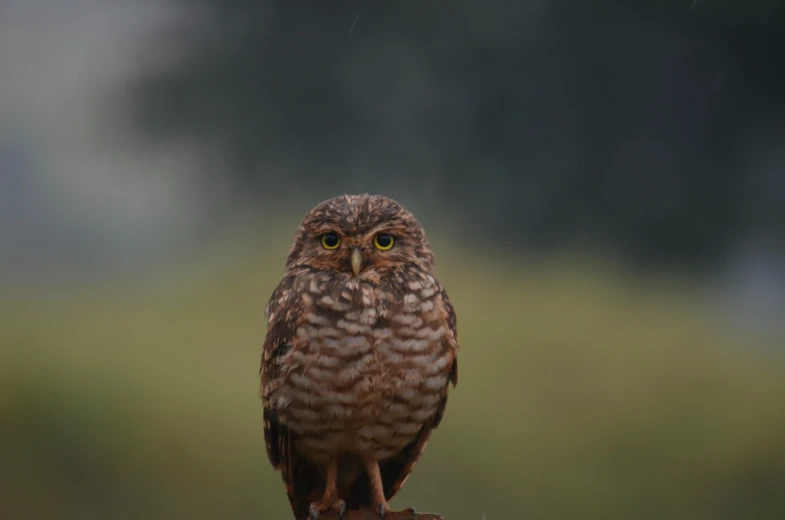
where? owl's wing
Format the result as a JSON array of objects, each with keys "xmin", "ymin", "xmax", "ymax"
[
  {"xmin": 378, "ymin": 284, "xmax": 458, "ymax": 501},
  {"xmin": 260, "ymin": 278, "xmax": 320, "ymax": 520}
]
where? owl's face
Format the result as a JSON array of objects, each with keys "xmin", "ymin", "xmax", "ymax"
[{"xmin": 285, "ymin": 194, "xmax": 434, "ymax": 277}]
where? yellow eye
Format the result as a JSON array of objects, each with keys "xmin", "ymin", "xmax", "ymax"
[
  {"xmin": 373, "ymin": 233, "xmax": 395, "ymax": 251},
  {"xmin": 321, "ymin": 232, "xmax": 341, "ymax": 250}
]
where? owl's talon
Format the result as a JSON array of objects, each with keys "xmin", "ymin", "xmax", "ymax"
[
  {"xmin": 309, "ymin": 494, "xmax": 344, "ymax": 519},
  {"xmin": 405, "ymin": 506, "xmax": 417, "ymax": 515},
  {"xmin": 378, "ymin": 503, "xmax": 387, "ymax": 518},
  {"xmin": 334, "ymin": 500, "xmax": 346, "ymax": 518}
]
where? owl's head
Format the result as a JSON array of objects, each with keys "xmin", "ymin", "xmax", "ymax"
[{"xmin": 285, "ymin": 194, "xmax": 434, "ymax": 276}]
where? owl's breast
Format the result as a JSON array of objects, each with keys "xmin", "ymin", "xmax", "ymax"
[{"xmin": 274, "ymin": 272, "xmax": 454, "ymax": 460}]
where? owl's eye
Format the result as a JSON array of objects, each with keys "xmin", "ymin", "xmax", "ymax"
[
  {"xmin": 373, "ymin": 233, "xmax": 395, "ymax": 251},
  {"xmin": 321, "ymin": 232, "xmax": 341, "ymax": 250}
]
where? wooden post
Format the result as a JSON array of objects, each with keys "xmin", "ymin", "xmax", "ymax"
[{"xmin": 311, "ymin": 510, "xmax": 442, "ymax": 520}]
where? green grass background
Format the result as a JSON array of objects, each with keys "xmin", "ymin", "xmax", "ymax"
[{"xmin": 2, "ymin": 233, "xmax": 784, "ymax": 519}]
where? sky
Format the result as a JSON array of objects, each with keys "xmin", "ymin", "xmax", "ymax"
[
  {"xmin": 0, "ymin": 0, "xmax": 209, "ymax": 280},
  {"xmin": 0, "ymin": 0, "xmax": 783, "ymax": 336}
]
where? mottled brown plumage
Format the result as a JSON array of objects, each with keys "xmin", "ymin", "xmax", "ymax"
[{"xmin": 260, "ymin": 194, "xmax": 458, "ymax": 520}]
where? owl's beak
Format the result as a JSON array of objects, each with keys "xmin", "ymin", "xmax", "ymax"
[{"xmin": 350, "ymin": 248, "xmax": 363, "ymax": 276}]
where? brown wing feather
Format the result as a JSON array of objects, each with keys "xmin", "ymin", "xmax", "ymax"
[
  {"xmin": 378, "ymin": 283, "xmax": 459, "ymax": 502},
  {"xmin": 261, "ymin": 277, "xmax": 322, "ymax": 520}
]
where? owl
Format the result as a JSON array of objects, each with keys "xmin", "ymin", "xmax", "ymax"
[{"xmin": 260, "ymin": 194, "xmax": 459, "ymax": 519}]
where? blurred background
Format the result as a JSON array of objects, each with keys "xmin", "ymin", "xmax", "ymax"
[{"xmin": 2, "ymin": 1, "xmax": 785, "ymax": 518}]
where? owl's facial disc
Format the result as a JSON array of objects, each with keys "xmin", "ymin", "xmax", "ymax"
[
  {"xmin": 310, "ymin": 230, "xmax": 406, "ymax": 276},
  {"xmin": 286, "ymin": 194, "xmax": 435, "ymax": 275}
]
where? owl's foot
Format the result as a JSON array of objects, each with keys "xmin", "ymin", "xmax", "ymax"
[
  {"xmin": 363, "ymin": 457, "xmax": 390, "ymax": 518},
  {"xmin": 308, "ymin": 498, "xmax": 345, "ymax": 519},
  {"xmin": 309, "ymin": 460, "xmax": 345, "ymax": 519}
]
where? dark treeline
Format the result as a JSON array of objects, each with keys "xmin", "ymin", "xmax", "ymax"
[{"xmin": 130, "ymin": 0, "xmax": 785, "ymax": 272}]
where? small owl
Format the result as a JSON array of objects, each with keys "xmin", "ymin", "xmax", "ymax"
[{"xmin": 260, "ymin": 194, "xmax": 459, "ymax": 519}]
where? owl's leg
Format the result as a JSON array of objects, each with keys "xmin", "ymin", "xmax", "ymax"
[
  {"xmin": 309, "ymin": 460, "xmax": 345, "ymax": 519},
  {"xmin": 363, "ymin": 458, "xmax": 389, "ymax": 518}
]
